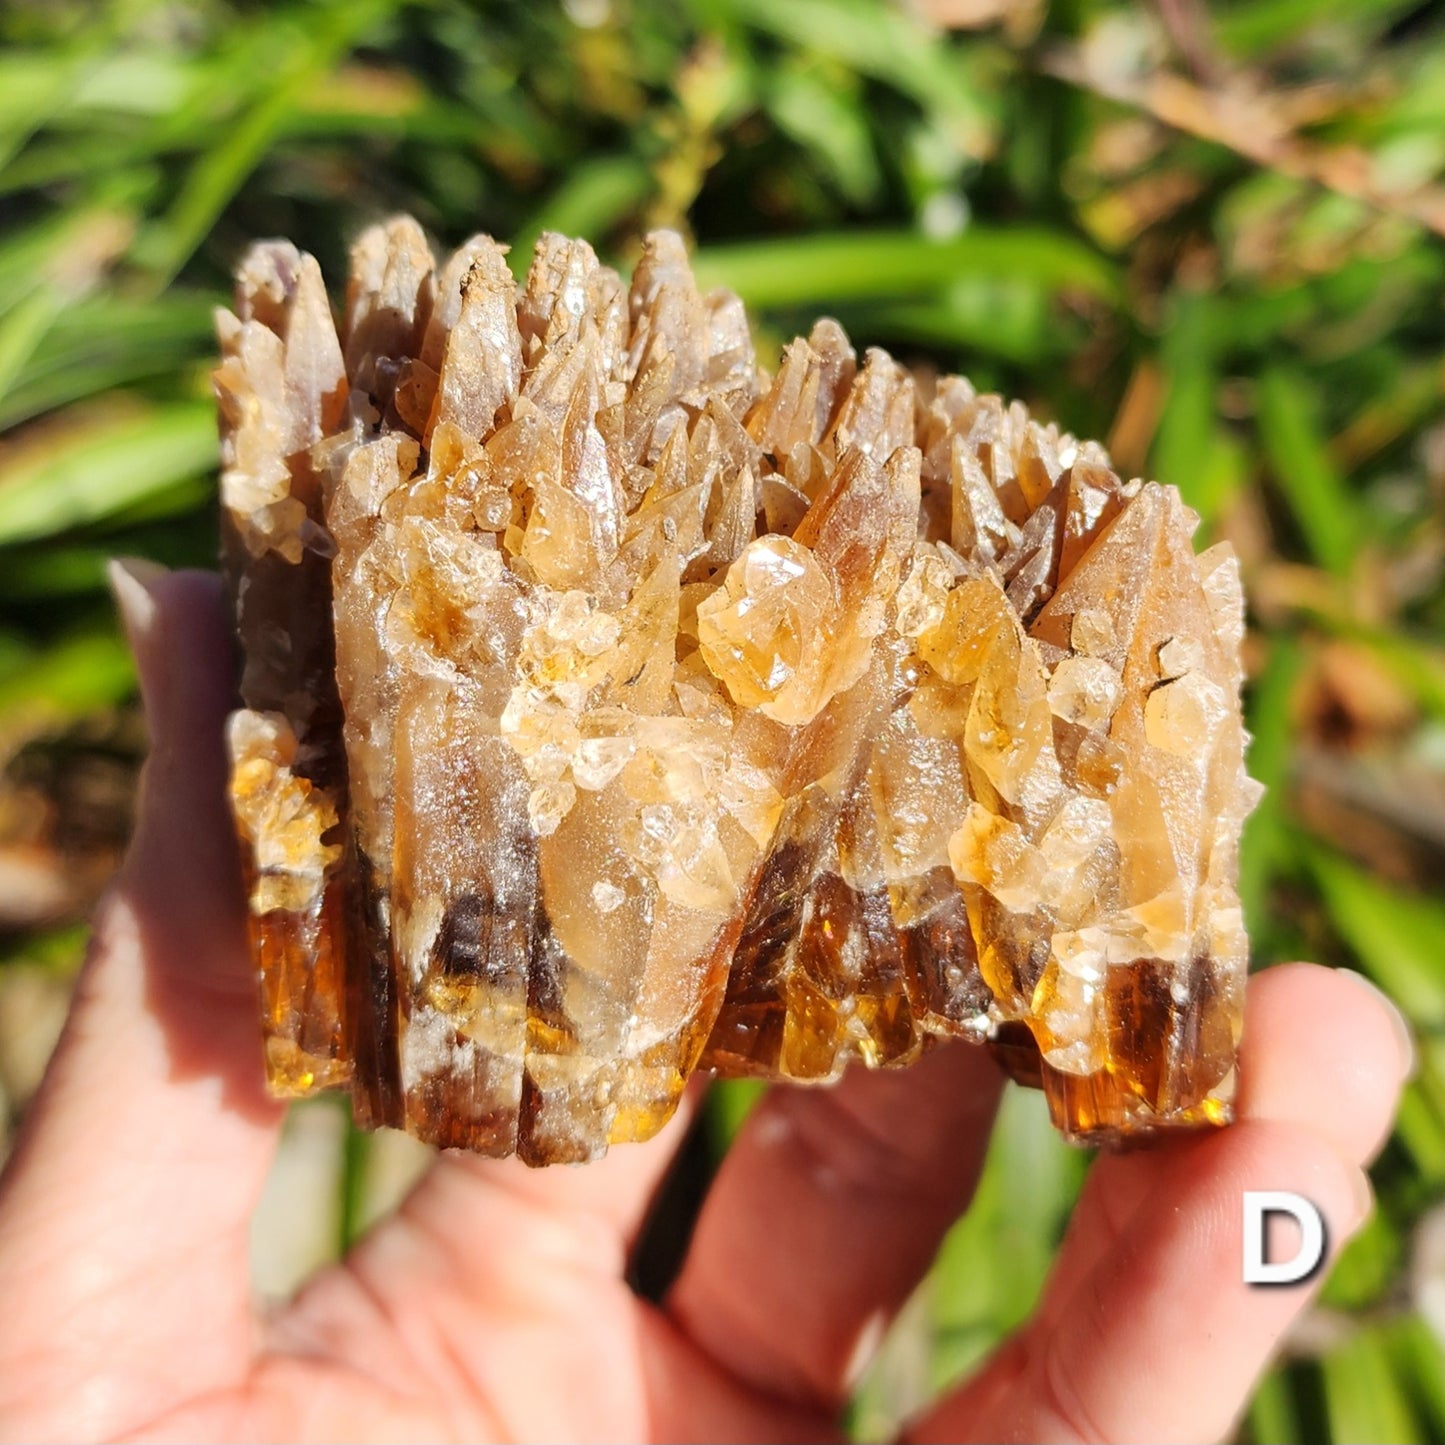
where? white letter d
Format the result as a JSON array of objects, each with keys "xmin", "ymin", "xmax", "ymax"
[{"xmin": 1242, "ymin": 1191, "xmax": 1326, "ymax": 1285}]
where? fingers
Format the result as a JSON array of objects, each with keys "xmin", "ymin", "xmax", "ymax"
[
  {"xmin": 276, "ymin": 1074, "xmax": 705, "ymax": 1378},
  {"xmin": 280, "ymin": 1134, "xmax": 692, "ymax": 1423},
  {"xmin": 915, "ymin": 1123, "xmax": 1367, "ymax": 1445},
  {"xmin": 1029, "ymin": 962, "xmax": 1405, "ymax": 1335},
  {"xmin": 269, "ymin": 1094, "xmax": 841, "ymax": 1445},
  {"xmin": 666, "ymin": 1042, "xmax": 1004, "ymax": 1413},
  {"xmin": 391, "ymin": 1079, "xmax": 706, "ymax": 1286},
  {"xmin": 1236, "ymin": 963, "xmax": 1409, "ymax": 1160},
  {"xmin": 0, "ymin": 564, "xmax": 277, "ymax": 1438},
  {"xmin": 910, "ymin": 963, "xmax": 1411, "ymax": 1444}
]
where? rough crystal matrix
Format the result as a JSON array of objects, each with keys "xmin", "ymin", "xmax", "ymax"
[{"xmin": 216, "ymin": 220, "xmax": 1261, "ymax": 1164}]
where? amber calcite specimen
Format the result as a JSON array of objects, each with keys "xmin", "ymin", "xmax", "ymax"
[{"xmin": 215, "ymin": 220, "xmax": 1261, "ymax": 1163}]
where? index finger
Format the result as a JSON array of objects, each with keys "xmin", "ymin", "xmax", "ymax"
[{"xmin": 667, "ymin": 1040, "xmax": 1003, "ymax": 1413}]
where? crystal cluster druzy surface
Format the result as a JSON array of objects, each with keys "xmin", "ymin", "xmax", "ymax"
[{"xmin": 215, "ymin": 221, "xmax": 1261, "ymax": 1164}]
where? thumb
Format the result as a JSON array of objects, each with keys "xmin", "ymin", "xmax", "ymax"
[
  {"xmin": 114, "ymin": 560, "xmax": 250, "ymax": 939},
  {"xmin": 0, "ymin": 562, "xmax": 279, "ymax": 1441}
]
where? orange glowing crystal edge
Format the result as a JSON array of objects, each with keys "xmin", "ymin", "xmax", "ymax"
[{"xmin": 215, "ymin": 220, "xmax": 1262, "ymax": 1165}]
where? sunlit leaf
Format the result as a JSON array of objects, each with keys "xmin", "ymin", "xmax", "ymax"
[
  {"xmin": 1255, "ymin": 366, "xmax": 1360, "ymax": 576},
  {"xmin": 0, "ymin": 402, "xmax": 215, "ymax": 547},
  {"xmin": 1308, "ymin": 848, "xmax": 1445, "ymax": 1026},
  {"xmin": 0, "ymin": 628, "xmax": 133, "ymax": 718},
  {"xmin": 695, "ymin": 228, "xmax": 1120, "ymax": 310},
  {"xmin": 1320, "ymin": 1323, "xmax": 1424, "ymax": 1445}
]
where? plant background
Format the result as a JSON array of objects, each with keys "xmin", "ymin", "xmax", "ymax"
[{"xmin": 2, "ymin": 0, "xmax": 1445, "ymax": 1439}]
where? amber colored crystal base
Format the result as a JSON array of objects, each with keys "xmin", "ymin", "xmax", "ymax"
[{"xmin": 215, "ymin": 222, "xmax": 1260, "ymax": 1164}]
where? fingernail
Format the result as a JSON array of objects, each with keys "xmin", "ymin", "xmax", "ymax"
[
  {"xmin": 1349, "ymin": 1164, "xmax": 1375, "ymax": 1229},
  {"xmin": 1338, "ymin": 969, "xmax": 1417, "ymax": 1083},
  {"xmin": 106, "ymin": 556, "xmax": 168, "ymax": 647},
  {"xmin": 842, "ymin": 1309, "xmax": 887, "ymax": 1392}
]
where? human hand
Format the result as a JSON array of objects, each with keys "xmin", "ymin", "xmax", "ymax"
[{"xmin": 0, "ymin": 564, "xmax": 1410, "ymax": 1444}]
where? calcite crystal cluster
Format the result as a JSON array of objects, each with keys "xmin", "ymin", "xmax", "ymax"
[{"xmin": 216, "ymin": 219, "xmax": 1260, "ymax": 1164}]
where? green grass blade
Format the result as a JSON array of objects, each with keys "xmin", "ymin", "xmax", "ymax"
[
  {"xmin": 0, "ymin": 207, "xmax": 132, "ymax": 321},
  {"xmin": 1393, "ymin": 1081, "xmax": 1445, "ymax": 1186},
  {"xmin": 0, "ymin": 284, "xmax": 72, "ymax": 409},
  {"xmin": 705, "ymin": 1079, "xmax": 766, "ymax": 1160},
  {"xmin": 1307, "ymin": 847, "xmax": 1445, "ymax": 1026},
  {"xmin": 1212, "ymin": 0, "xmax": 1421, "ymax": 57},
  {"xmin": 1394, "ymin": 1314, "xmax": 1445, "ymax": 1438},
  {"xmin": 0, "ymin": 50, "xmax": 99, "ymax": 174},
  {"xmin": 695, "ymin": 228, "xmax": 1120, "ymax": 311},
  {"xmin": 512, "ymin": 157, "xmax": 654, "ymax": 275},
  {"xmin": 0, "ymin": 402, "xmax": 216, "ymax": 548},
  {"xmin": 0, "ymin": 293, "xmax": 217, "ymax": 431},
  {"xmin": 1239, "ymin": 636, "xmax": 1303, "ymax": 948},
  {"xmin": 1320, "ymin": 1206, "xmax": 1402, "ymax": 1310},
  {"xmin": 1255, "ymin": 366, "xmax": 1360, "ymax": 577},
  {"xmin": 337, "ymin": 1110, "xmax": 372, "ymax": 1253},
  {"xmin": 765, "ymin": 61, "xmax": 880, "ymax": 207},
  {"xmin": 132, "ymin": 0, "xmax": 394, "ymax": 285},
  {"xmin": 928, "ymin": 1086, "xmax": 1086, "ymax": 1388},
  {"xmin": 1151, "ymin": 292, "xmax": 1243, "ymax": 527},
  {"xmin": 1246, "ymin": 1366, "xmax": 1305, "ymax": 1445},
  {"xmin": 0, "ymin": 544, "xmax": 110, "ymax": 599},
  {"xmin": 848, "ymin": 274, "xmax": 1055, "ymax": 364},
  {"xmin": 0, "ymin": 628, "xmax": 134, "ymax": 718},
  {"xmin": 706, "ymin": 0, "xmax": 995, "ymax": 155},
  {"xmin": 1319, "ymin": 1325, "xmax": 1423, "ymax": 1445}
]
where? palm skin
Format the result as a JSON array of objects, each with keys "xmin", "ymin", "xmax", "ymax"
[{"xmin": 0, "ymin": 565, "xmax": 1409, "ymax": 1444}]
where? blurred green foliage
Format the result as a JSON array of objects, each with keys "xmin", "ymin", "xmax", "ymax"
[{"xmin": 2, "ymin": 0, "xmax": 1445, "ymax": 1439}]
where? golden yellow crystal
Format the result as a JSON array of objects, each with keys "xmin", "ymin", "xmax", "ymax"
[{"xmin": 215, "ymin": 223, "xmax": 1261, "ymax": 1163}]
